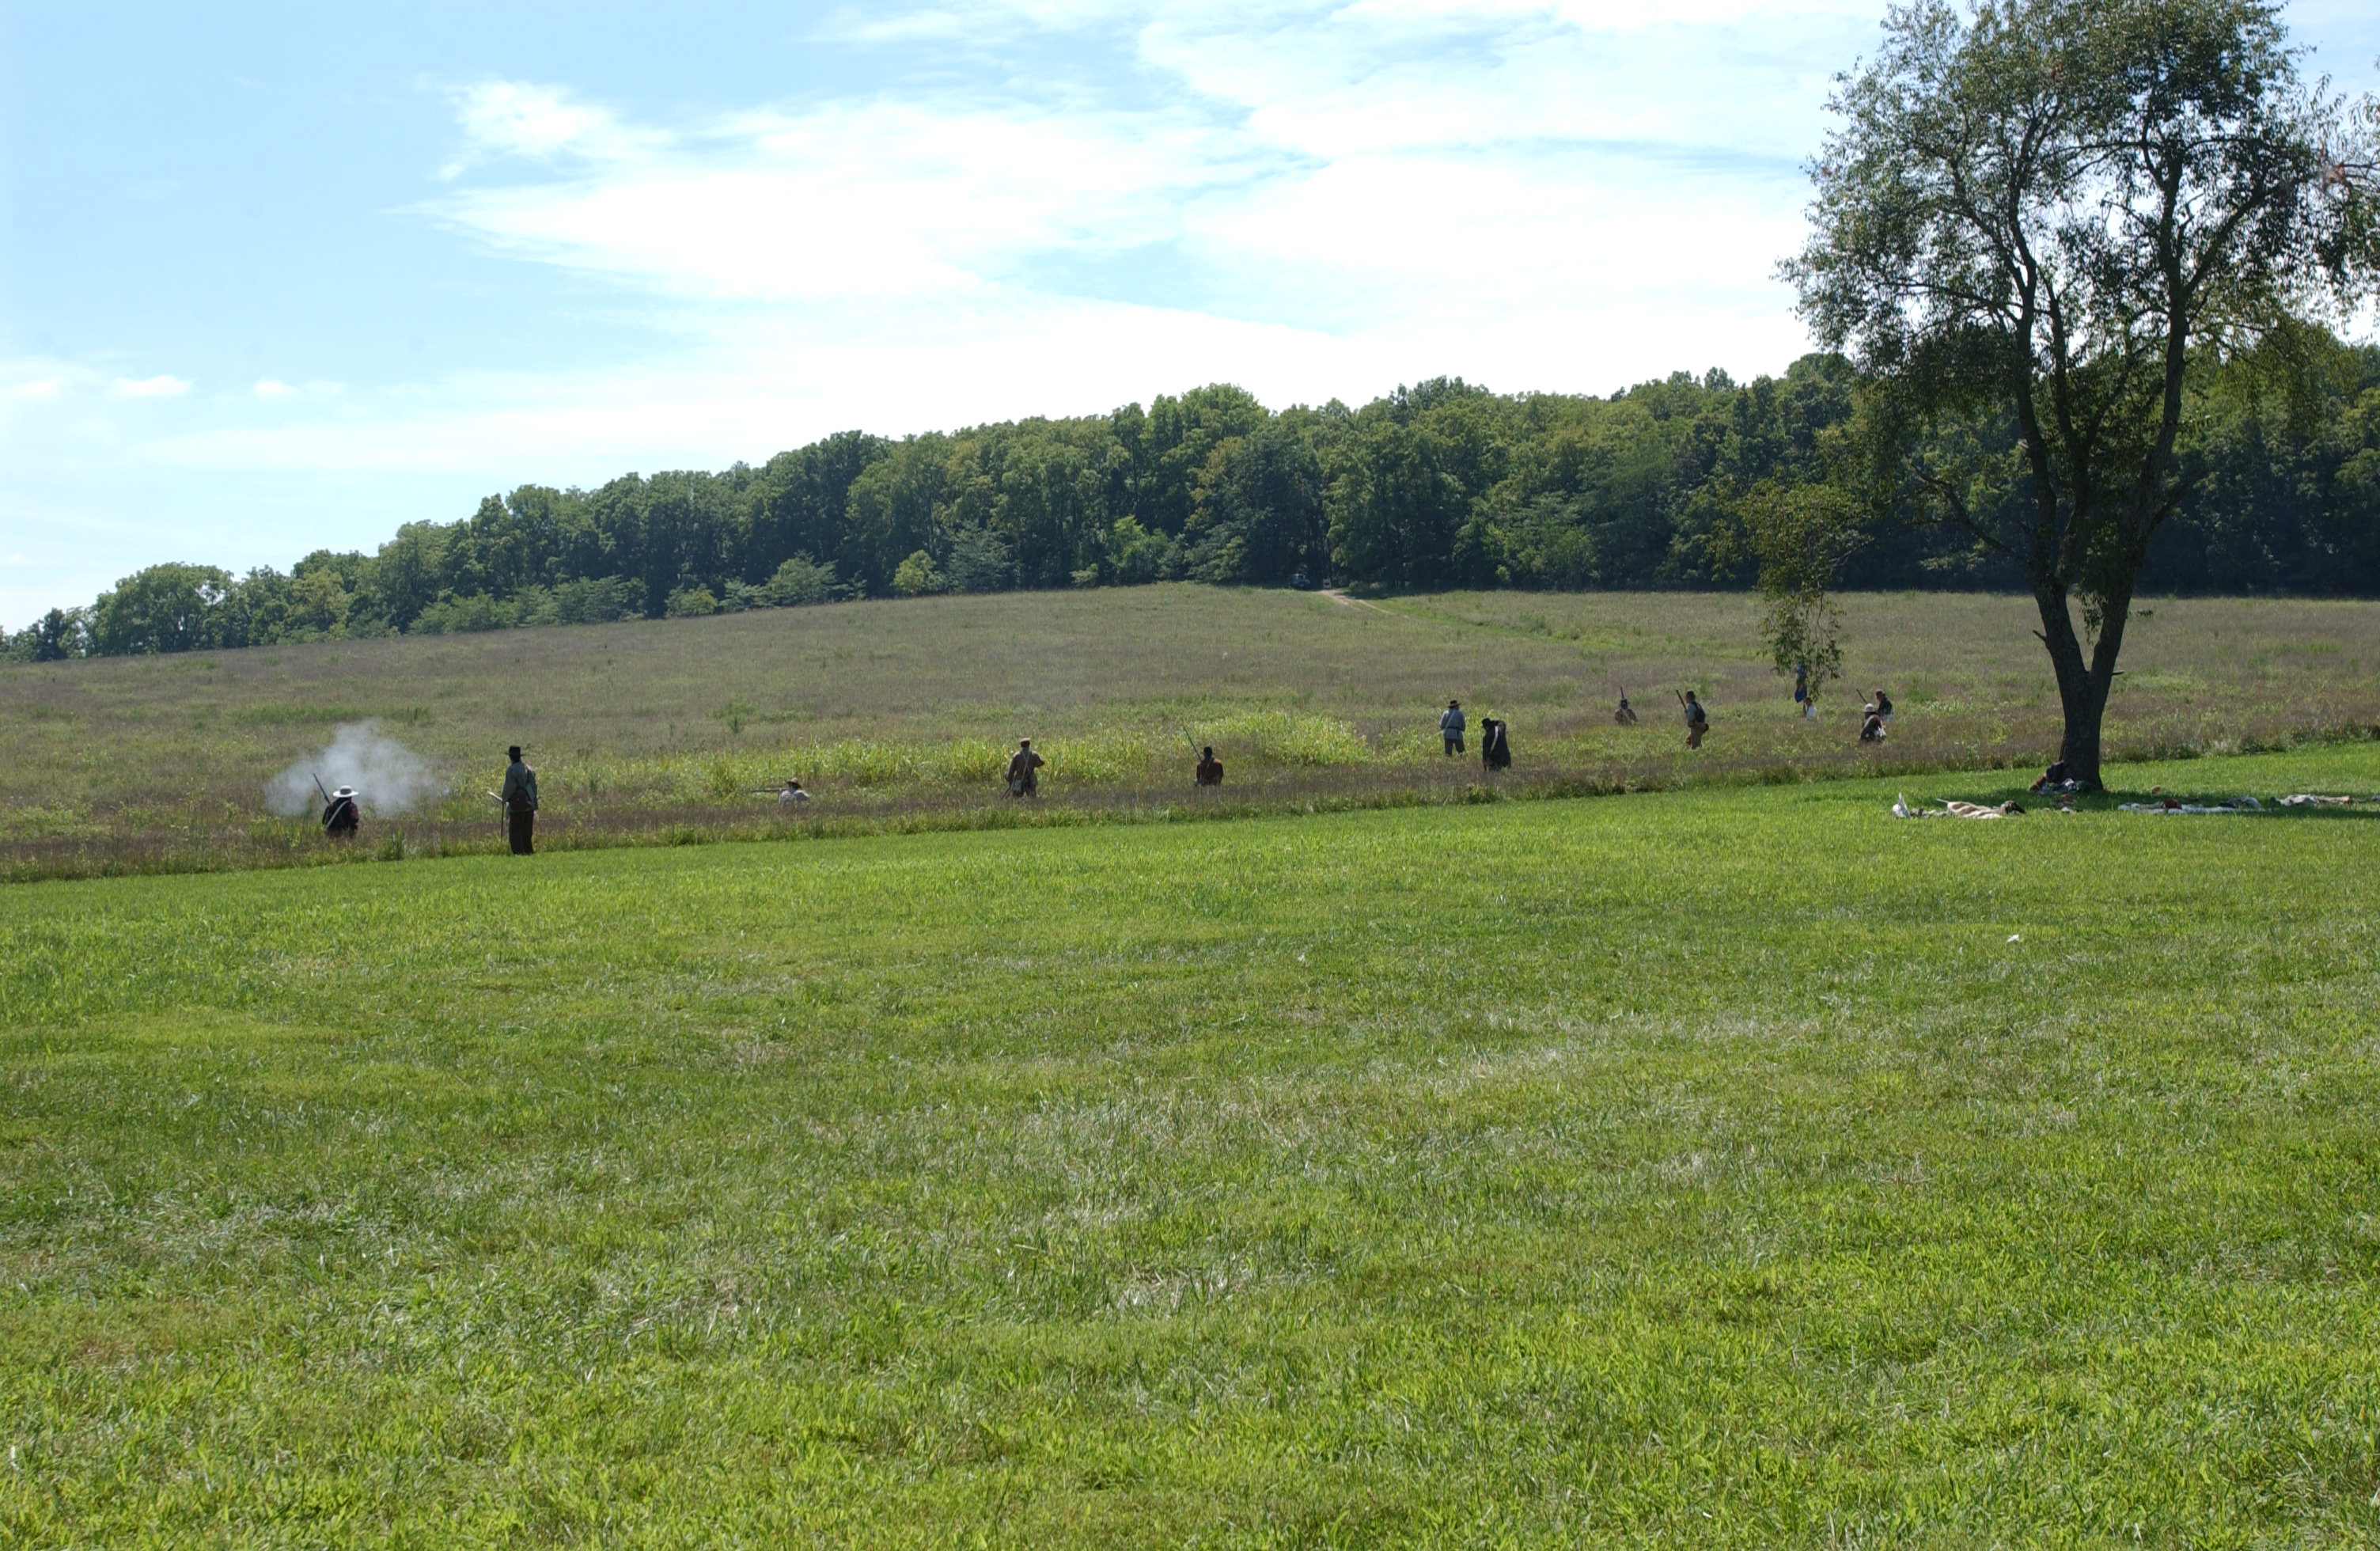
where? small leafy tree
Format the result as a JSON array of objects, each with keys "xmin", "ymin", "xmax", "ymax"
[
  {"xmin": 758, "ymin": 556, "xmax": 841, "ymax": 607},
  {"xmin": 1734, "ymin": 480, "xmax": 1863, "ymax": 698},
  {"xmin": 1784, "ymin": 0, "xmax": 2378, "ymax": 785},
  {"xmin": 891, "ymin": 550, "xmax": 946, "ymax": 597}
]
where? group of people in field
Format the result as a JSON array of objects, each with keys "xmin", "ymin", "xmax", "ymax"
[
  {"xmin": 314, "ymin": 744, "xmax": 546, "ymax": 853},
  {"xmin": 322, "ymin": 673, "xmax": 1903, "ymax": 848},
  {"xmin": 1794, "ymin": 661, "xmax": 1897, "ymax": 743},
  {"xmin": 1434, "ymin": 700, "xmax": 1511, "ymax": 768},
  {"xmin": 981, "ymin": 670, "xmax": 1903, "ymax": 801}
]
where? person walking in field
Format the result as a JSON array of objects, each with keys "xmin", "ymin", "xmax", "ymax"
[
  {"xmin": 1859, "ymin": 703, "xmax": 1887, "ymax": 743},
  {"xmin": 1480, "ymin": 717, "xmax": 1511, "ymax": 772},
  {"xmin": 1005, "ymin": 738, "xmax": 1045, "ymax": 798},
  {"xmin": 1440, "ymin": 699, "xmax": 1467, "ymax": 756},
  {"xmin": 499, "ymin": 745, "xmax": 539, "ymax": 855},
  {"xmin": 1195, "ymin": 746, "xmax": 1224, "ymax": 787},
  {"xmin": 778, "ymin": 779, "xmax": 810, "ymax": 808},
  {"xmin": 1614, "ymin": 692, "xmax": 1638, "ymax": 725},
  {"xmin": 1681, "ymin": 691, "xmax": 1709, "ymax": 749},
  {"xmin": 1872, "ymin": 688, "xmax": 1893, "ymax": 722}
]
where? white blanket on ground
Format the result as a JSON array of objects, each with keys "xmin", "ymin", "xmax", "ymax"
[
  {"xmin": 2118, "ymin": 796, "xmax": 2261, "ymax": 814},
  {"xmin": 1893, "ymin": 794, "xmax": 2018, "ymax": 819}
]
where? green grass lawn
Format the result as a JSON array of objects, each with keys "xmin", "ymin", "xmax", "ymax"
[{"xmin": 6, "ymin": 748, "xmax": 2380, "ymax": 1545}]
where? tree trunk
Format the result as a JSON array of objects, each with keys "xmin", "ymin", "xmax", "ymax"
[{"xmin": 2033, "ymin": 586, "xmax": 2117, "ymax": 788}]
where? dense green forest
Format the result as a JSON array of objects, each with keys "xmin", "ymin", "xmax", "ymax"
[{"xmin": 11, "ymin": 345, "xmax": 2380, "ymax": 661}]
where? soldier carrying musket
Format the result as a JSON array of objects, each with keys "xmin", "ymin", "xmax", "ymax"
[
  {"xmin": 498, "ymin": 745, "xmax": 539, "ymax": 855},
  {"xmin": 315, "ymin": 774, "xmax": 360, "ymax": 840}
]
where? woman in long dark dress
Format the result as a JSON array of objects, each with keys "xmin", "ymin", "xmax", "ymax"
[{"xmin": 1481, "ymin": 719, "xmax": 1511, "ymax": 772}]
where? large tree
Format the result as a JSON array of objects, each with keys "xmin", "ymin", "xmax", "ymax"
[{"xmin": 1785, "ymin": 0, "xmax": 2378, "ymax": 785}]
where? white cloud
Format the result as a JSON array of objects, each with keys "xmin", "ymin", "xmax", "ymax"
[
  {"xmin": 144, "ymin": 303, "xmax": 1358, "ymax": 476},
  {"xmin": 13, "ymin": 377, "xmax": 66, "ymax": 399},
  {"xmin": 94, "ymin": 6, "xmax": 1881, "ymax": 514},
  {"xmin": 445, "ymin": 80, "xmax": 661, "ymax": 170},
  {"xmin": 112, "ymin": 374, "xmax": 192, "ymax": 397},
  {"xmin": 1139, "ymin": 0, "xmax": 1872, "ymax": 156},
  {"xmin": 430, "ymin": 96, "xmax": 1262, "ymax": 305},
  {"xmin": 249, "ymin": 377, "xmax": 347, "ymax": 400},
  {"xmin": 409, "ymin": 13, "xmax": 1841, "ymax": 436}
]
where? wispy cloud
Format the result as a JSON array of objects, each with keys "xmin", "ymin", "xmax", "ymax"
[
  {"xmin": 252, "ymin": 378, "xmax": 346, "ymax": 400},
  {"xmin": 430, "ymin": 96, "xmax": 1266, "ymax": 307},
  {"xmin": 403, "ymin": 0, "xmax": 1865, "ymax": 428},
  {"xmin": 438, "ymin": 80, "xmax": 664, "ymax": 176},
  {"xmin": 112, "ymin": 374, "xmax": 192, "ymax": 397},
  {"xmin": 59, "ymin": 6, "xmax": 1887, "ymax": 498}
]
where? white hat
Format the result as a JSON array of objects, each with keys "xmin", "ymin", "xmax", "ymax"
[{"xmin": 332, "ymin": 787, "xmax": 357, "ymax": 798}]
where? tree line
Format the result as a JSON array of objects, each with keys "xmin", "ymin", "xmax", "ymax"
[{"xmin": 9, "ymin": 344, "xmax": 2380, "ymax": 662}]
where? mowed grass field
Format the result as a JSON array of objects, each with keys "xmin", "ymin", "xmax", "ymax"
[
  {"xmin": 6, "ymin": 745, "xmax": 2380, "ymax": 1545},
  {"xmin": 4, "ymin": 586, "xmax": 2378, "ymax": 878}
]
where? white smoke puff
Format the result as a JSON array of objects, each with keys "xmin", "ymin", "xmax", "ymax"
[{"xmin": 266, "ymin": 720, "xmax": 444, "ymax": 817}]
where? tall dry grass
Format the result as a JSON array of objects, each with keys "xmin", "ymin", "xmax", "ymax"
[{"xmin": 4, "ymin": 586, "xmax": 2374, "ymax": 879}]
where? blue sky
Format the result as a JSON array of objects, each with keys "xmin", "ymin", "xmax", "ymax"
[{"xmin": 3, "ymin": 1, "xmax": 2376, "ymax": 628}]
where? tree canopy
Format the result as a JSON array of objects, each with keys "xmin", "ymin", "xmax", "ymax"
[{"xmin": 12, "ymin": 339, "xmax": 2380, "ymax": 663}]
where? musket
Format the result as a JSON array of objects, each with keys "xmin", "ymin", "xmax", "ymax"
[{"xmin": 313, "ymin": 772, "xmax": 332, "ymax": 806}]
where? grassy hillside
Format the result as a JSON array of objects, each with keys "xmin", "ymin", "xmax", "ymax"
[
  {"xmin": 2, "ymin": 586, "xmax": 2377, "ymax": 879},
  {"xmin": 6, "ymin": 748, "xmax": 2380, "ymax": 1544}
]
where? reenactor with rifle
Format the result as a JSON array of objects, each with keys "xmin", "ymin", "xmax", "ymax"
[
  {"xmin": 498, "ymin": 745, "xmax": 539, "ymax": 855},
  {"xmin": 315, "ymin": 775, "xmax": 360, "ymax": 840},
  {"xmin": 1679, "ymin": 690, "xmax": 1709, "ymax": 749}
]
